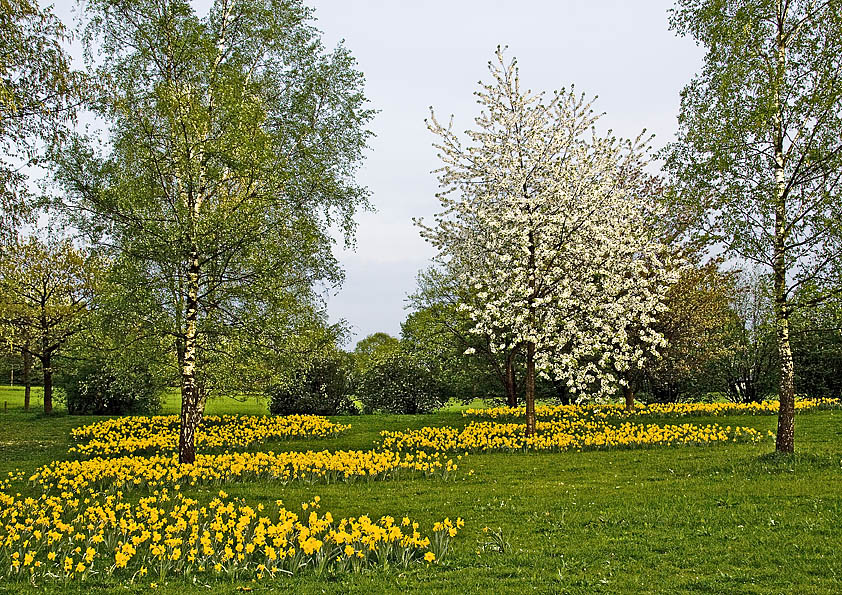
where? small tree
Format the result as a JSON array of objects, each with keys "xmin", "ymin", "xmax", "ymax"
[
  {"xmin": 358, "ymin": 350, "xmax": 444, "ymax": 415},
  {"xmin": 707, "ymin": 271, "xmax": 779, "ymax": 403},
  {"xmin": 0, "ymin": 236, "xmax": 101, "ymax": 413},
  {"xmin": 267, "ymin": 347, "xmax": 355, "ymax": 416},
  {"xmin": 635, "ymin": 260, "xmax": 738, "ymax": 404},
  {"xmin": 420, "ymin": 49, "xmax": 675, "ymax": 435},
  {"xmin": 401, "ymin": 304, "xmax": 503, "ymax": 404},
  {"xmin": 790, "ymin": 287, "xmax": 842, "ymax": 398}
]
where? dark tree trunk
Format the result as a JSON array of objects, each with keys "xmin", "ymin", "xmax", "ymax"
[
  {"xmin": 505, "ymin": 352, "xmax": 518, "ymax": 407},
  {"xmin": 524, "ymin": 218, "xmax": 537, "ymax": 436},
  {"xmin": 22, "ymin": 347, "xmax": 31, "ymax": 411},
  {"xmin": 42, "ymin": 352, "xmax": 53, "ymax": 415},
  {"xmin": 773, "ymin": 274, "xmax": 795, "ymax": 453},
  {"xmin": 624, "ymin": 385, "xmax": 635, "ymax": 412},
  {"xmin": 525, "ymin": 341, "xmax": 536, "ymax": 436}
]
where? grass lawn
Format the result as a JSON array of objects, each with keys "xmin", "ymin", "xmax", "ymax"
[
  {"xmin": 0, "ymin": 385, "xmax": 270, "ymax": 415},
  {"xmin": 1, "ymin": 384, "xmax": 840, "ymax": 594}
]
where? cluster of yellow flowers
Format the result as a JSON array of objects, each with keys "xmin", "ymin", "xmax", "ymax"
[
  {"xmin": 0, "ymin": 488, "xmax": 463, "ymax": 583},
  {"xmin": 70, "ymin": 414, "xmax": 351, "ymax": 456},
  {"xmin": 0, "ymin": 471, "xmax": 25, "ymax": 493},
  {"xmin": 30, "ymin": 449, "xmax": 460, "ymax": 494},
  {"xmin": 380, "ymin": 419, "xmax": 763, "ymax": 453},
  {"xmin": 463, "ymin": 398, "xmax": 841, "ymax": 421}
]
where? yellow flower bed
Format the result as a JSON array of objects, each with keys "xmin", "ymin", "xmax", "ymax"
[
  {"xmin": 30, "ymin": 449, "xmax": 460, "ymax": 494},
  {"xmin": 0, "ymin": 489, "xmax": 463, "ymax": 583},
  {"xmin": 380, "ymin": 419, "xmax": 763, "ymax": 453},
  {"xmin": 463, "ymin": 398, "xmax": 841, "ymax": 421},
  {"xmin": 70, "ymin": 414, "xmax": 351, "ymax": 457}
]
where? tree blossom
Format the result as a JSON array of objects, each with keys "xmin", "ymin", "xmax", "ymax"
[{"xmin": 417, "ymin": 48, "xmax": 677, "ymax": 434}]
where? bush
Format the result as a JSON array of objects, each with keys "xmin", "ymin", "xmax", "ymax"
[
  {"xmin": 358, "ymin": 351, "xmax": 444, "ymax": 414},
  {"xmin": 58, "ymin": 356, "xmax": 163, "ymax": 415},
  {"xmin": 267, "ymin": 352, "xmax": 356, "ymax": 416}
]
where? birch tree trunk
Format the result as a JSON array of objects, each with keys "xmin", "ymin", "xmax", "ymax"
[
  {"xmin": 772, "ymin": 14, "xmax": 795, "ymax": 454},
  {"xmin": 178, "ymin": 248, "xmax": 202, "ymax": 464}
]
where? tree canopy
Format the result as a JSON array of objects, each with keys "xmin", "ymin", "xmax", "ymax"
[
  {"xmin": 55, "ymin": 0, "xmax": 373, "ymax": 462},
  {"xmin": 420, "ymin": 48, "xmax": 676, "ymax": 434},
  {"xmin": 664, "ymin": 0, "xmax": 842, "ymax": 451},
  {"xmin": 0, "ymin": 236, "xmax": 102, "ymax": 413},
  {"xmin": 0, "ymin": 0, "xmax": 80, "ymax": 240}
]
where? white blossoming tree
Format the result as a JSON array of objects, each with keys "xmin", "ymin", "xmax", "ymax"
[{"xmin": 418, "ymin": 48, "xmax": 676, "ymax": 435}]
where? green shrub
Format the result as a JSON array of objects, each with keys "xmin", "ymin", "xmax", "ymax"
[
  {"xmin": 57, "ymin": 356, "xmax": 163, "ymax": 415},
  {"xmin": 358, "ymin": 351, "xmax": 444, "ymax": 414},
  {"xmin": 267, "ymin": 352, "xmax": 356, "ymax": 416}
]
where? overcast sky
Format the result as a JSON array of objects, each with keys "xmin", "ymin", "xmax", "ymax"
[
  {"xmin": 305, "ymin": 0, "xmax": 705, "ymax": 345},
  {"xmin": 53, "ymin": 0, "xmax": 705, "ymax": 347}
]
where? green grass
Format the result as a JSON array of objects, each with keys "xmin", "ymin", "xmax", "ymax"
[
  {"xmin": 1, "ymin": 386, "xmax": 840, "ymax": 594},
  {"xmin": 0, "ymin": 384, "xmax": 269, "ymax": 415}
]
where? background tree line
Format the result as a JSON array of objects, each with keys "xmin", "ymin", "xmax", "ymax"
[{"xmin": 1, "ymin": 0, "xmax": 840, "ymax": 459}]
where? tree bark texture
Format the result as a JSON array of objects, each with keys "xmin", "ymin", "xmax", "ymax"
[
  {"xmin": 525, "ymin": 341, "xmax": 536, "ymax": 436},
  {"xmin": 22, "ymin": 346, "xmax": 31, "ymax": 411},
  {"xmin": 624, "ymin": 385, "xmax": 635, "ymax": 412},
  {"xmin": 505, "ymin": 352, "xmax": 518, "ymax": 407},
  {"xmin": 41, "ymin": 352, "xmax": 52, "ymax": 415},
  {"xmin": 773, "ymin": 16, "xmax": 795, "ymax": 453},
  {"xmin": 178, "ymin": 250, "xmax": 203, "ymax": 464}
]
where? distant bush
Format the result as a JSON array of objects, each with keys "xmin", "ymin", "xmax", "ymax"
[
  {"xmin": 358, "ymin": 351, "xmax": 444, "ymax": 414},
  {"xmin": 267, "ymin": 352, "xmax": 357, "ymax": 416},
  {"xmin": 58, "ymin": 356, "xmax": 163, "ymax": 415}
]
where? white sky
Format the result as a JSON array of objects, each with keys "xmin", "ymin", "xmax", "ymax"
[{"xmin": 51, "ymin": 0, "xmax": 705, "ymax": 346}]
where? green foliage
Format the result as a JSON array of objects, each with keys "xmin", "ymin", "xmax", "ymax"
[
  {"xmin": 408, "ymin": 267, "xmax": 524, "ymax": 405},
  {"xmin": 56, "ymin": 354, "xmax": 163, "ymax": 416},
  {"xmin": 401, "ymin": 307, "xmax": 500, "ymax": 403},
  {"xmin": 357, "ymin": 350, "xmax": 444, "ymax": 414},
  {"xmin": 352, "ymin": 332, "xmax": 400, "ymax": 374},
  {"xmin": 0, "ymin": 236, "xmax": 103, "ymax": 412},
  {"xmin": 267, "ymin": 349, "xmax": 356, "ymax": 416},
  {"xmin": 0, "ymin": 237, "xmax": 101, "ymax": 349},
  {"xmin": 50, "ymin": 265, "xmax": 172, "ymax": 416},
  {"xmin": 637, "ymin": 260, "xmax": 739, "ymax": 402},
  {"xmin": 53, "ymin": 0, "xmax": 374, "ymax": 447},
  {"xmin": 791, "ymin": 288, "xmax": 842, "ymax": 399},
  {"xmin": 704, "ymin": 271, "xmax": 779, "ymax": 403},
  {"xmin": 0, "ymin": 0, "xmax": 81, "ymax": 239},
  {"xmin": 664, "ymin": 0, "xmax": 842, "ymax": 259}
]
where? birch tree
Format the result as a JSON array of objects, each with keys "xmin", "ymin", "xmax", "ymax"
[
  {"xmin": 664, "ymin": 0, "xmax": 842, "ymax": 452},
  {"xmin": 57, "ymin": 0, "xmax": 373, "ymax": 463},
  {"xmin": 419, "ymin": 49, "xmax": 675, "ymax": 435}
]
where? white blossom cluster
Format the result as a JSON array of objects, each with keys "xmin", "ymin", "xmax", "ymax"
[{"xmin": 418, "ymin": 48, "xmax": 678, "ymax": 397}]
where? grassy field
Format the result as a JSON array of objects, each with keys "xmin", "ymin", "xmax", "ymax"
[
  {"xmin": 0, "ymin": 385, "xmax": 270, "ymax": 415},
  {"xmin": 1, "ymin": 384, "xmax": 840, "ymax": 594},
  {"xmin": 0, "ymin": 385, "xmax": 484, "ymax": 415}
]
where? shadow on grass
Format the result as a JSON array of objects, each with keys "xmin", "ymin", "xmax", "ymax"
[{"xmin": 752, "ymin": 450, "xmax": 842, "ymax": 473}]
